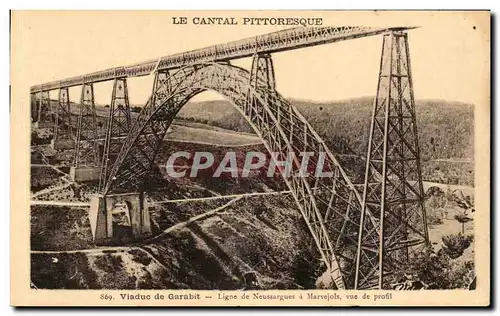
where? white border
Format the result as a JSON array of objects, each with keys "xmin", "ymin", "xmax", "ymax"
[{"xmin": 4, "ymin": 2, "xmax": 497, "ymax": 315}]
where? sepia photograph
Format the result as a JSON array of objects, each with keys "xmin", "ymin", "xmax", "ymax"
[{"xmin": 10, "ymin": 10, "xmax": 490, "ymax": 306}]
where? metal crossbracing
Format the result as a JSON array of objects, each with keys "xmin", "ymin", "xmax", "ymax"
[
  {"xmin": 54, "ymin": 87, "xmax": 74, "ymax": 142},
  {"xmin": 30, "ymin": 26, "xmax": 428, "ymax": 290},
  {"xmin": 354, "ymin": 31, "xmax": 429, "ymax": 289},
  {"xmin": 99, "ymin": 78, "xmax": 132, "ymax": 191}
]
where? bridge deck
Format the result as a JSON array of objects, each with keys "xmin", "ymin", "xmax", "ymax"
[{"xmin": 30, "ymin": 26, "xmax": 413, "ymax": 93}]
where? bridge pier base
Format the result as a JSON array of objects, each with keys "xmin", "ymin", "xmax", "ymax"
[
  {"xmin": 89, "ymin": 192, "xmax": 151, "ymax": 245},
  {"xmin": 50, "ymin": 139, "xmax": 75, "ymax": 150},
  {"xmin": 69, "ymin": 166, "xmax": 101, "ymax": 182}
]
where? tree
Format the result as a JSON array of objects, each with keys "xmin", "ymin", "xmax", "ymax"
[
  {"xmin": 451, "ymin": 189, "xmax": 474, "ymax": 233},
  {"xmin": 442, "ymin": 234, "xmax": 474, "ymax": 259},
  {"xmin": 390, "ymin": 238, "xmax": 474, "ymax": 289}
]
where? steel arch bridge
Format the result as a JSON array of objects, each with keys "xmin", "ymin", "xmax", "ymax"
[{"xmin": 30, "ymin": 26, "xmax": 429, "ymax": 290}]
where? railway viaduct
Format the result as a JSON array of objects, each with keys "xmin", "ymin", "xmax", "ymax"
[{"xmin": 30, "ymin": 26, "xmax": 429, "ymax": 290}]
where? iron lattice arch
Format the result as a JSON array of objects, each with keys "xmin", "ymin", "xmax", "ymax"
[
  {"xmin": 102, "ymin": 61, "xmax": 382, "ymax": 290},
  {"xmin": 355, "ymin": 32, "xmax": 429, "ymax": 289}
]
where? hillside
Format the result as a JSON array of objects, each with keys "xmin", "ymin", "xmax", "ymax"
[
  {"xmin": 179, "ymin": 97, "xmax": 474, "ymax": 160},
  {"xmin": 178, "ymin": 97, "xmax": 475, "ymax": 186},
  {"xmin": 30, "ymin": 130, "xmax": 475, "ymax": 290},
  {"xmin": 37, "ymin": 96, "xmax": 474, "ymax": 186},
  {"xmin": 43, "ymin": 97, "xmax": 474, "ymax": 161},
  {"xmin": 30, "ymin": 139, "xmax": 318, "ymax": 290}
]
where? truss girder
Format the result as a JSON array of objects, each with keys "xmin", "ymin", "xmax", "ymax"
[
  {"xmin": 31, "ymin": 26, "xmax": 414, "ymax": 93},
  {"xmin": 355, "ymin": 31, "xmax": 429, "ymax": 290}
]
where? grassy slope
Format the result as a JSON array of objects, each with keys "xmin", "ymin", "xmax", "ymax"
[{"xmin": 31, "ymin": 98, "xmax": 475, "ymax": 289}]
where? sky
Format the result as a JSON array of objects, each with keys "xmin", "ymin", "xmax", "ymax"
[{"xmin": 15, "ymin": 11, "xmax": 489, "ymax": 107}]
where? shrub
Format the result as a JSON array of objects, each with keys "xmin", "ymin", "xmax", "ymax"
[{"xmin": 442, "ymin": 234, "xmax": 474, "ymax": 259}]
